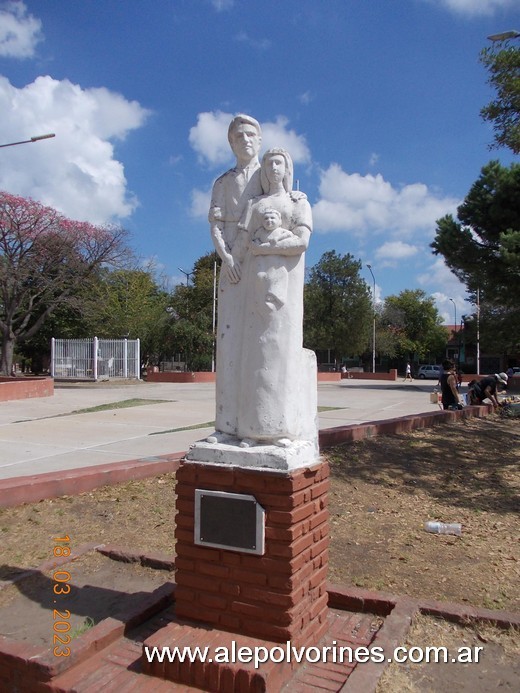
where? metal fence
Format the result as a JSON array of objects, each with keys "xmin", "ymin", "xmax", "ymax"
[{"xmin": 50, "ymin": 337, "xmax": 140, "ymax": 380}]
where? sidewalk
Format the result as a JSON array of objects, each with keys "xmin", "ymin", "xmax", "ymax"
[{"xmin": 0, "ymin": 380, "xmax": 441, "ymax": 481}]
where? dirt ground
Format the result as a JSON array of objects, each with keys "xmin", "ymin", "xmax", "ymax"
[{"xmin": 0, "ymin": 414, "xmax": 518, "ymax": 682}]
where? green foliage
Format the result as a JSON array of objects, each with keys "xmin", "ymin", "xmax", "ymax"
[
  {"xmin": 303, "ymin": 250, "xmax": 372, "ymax": 362},
  {"xmin": 166, "ymin": 252, "xmax": 218, "ymax": 371},
  {"xmin": 379, "ymin": 290, "xmax": 448, "ymax": 361},
  {"xmin": 480, "ymin": 40, "xmax": 520, "ymax": 154},
  {"xmin": 431, "ymin": 161, "xmax": 520, "ymax": 354}
]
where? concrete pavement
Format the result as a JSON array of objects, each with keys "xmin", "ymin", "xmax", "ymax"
[{"xmin": 0, "ymin": 379, "xmax": 442, "ymax": 480}]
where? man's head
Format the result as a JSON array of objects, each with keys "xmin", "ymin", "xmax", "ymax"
[
  {"xmin": 228, "ymin": 114, "xmax": 261, "ymax": 164},
  {"xmin": 496, "ymin": 372, "xmax": 508, "ymax": 386},
  {"xmin": 442, "ymin": 359, "xmax": 455, "ymax": 371}
]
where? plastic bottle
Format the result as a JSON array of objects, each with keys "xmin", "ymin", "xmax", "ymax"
[{"xmin": 424, "ymin": 521, "xmax": 462, "ymax": 536}]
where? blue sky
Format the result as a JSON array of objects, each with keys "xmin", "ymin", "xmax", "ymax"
[{"xmin": 0, "ymin": 0, "xmax": 519, "ymax": 325}]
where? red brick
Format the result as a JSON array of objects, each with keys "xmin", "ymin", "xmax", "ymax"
[
  {"xmin": 173, "ymin": 557, "xmax": 195, "ymax": 572},
  {"xmin": 268, "ymin": 502, "xmax": 314, "ymax": 526},
  {"xmin": 310, "ymin": 478, "xmax": 330, "ymax": 499},
  {"xmin": 175, "ymin": 543, "xmax": 222, "ymax": 562},
  {"xmin": 265, "ymin": 522, "xmax": 304, "ymax": 542},
  {"xmin": 266, "ymin": 531, "xmax": 314, "ymax": 559},
  {"xmin": 175, "ymin": 498, "xmax": 194, "ymax": 514},
  {"xmin": 240, "ymin": 585, "xmax": 303, "ymax": 608},
  {"xmin": 267, "ymin": 560, "xmax": 314, "ymax": 590},
  {"xmin": 196, "ymin": 561, "xmax": 230, "ymax": 578},
  {"xmin": 174, "ymin": 527, "xmax": 194, "ymax": 544},
  {"xmin": 229, "ymin": 567, "xmax": 268, "ymax": 586},
  {"xmin": 309, "ymin": 564, "xmax": 329, "ymax": 589},
  {"xmin": 309, "ymin": 508, "xmax": 329, "ymax": 530},
  {"xmin": 310, "ymin": 536, "xmax": 330, "ymax": 559},
  {"xmin": 221, "ymin": 582, "xmax": 241, "ymax": 596},
  {"xmin": 175, "ymin": 572, "xmax": 221, "ymax": 593},
  {"xmin": 199, "ymin": 593, "xmax": 229, "ymax": 611}
]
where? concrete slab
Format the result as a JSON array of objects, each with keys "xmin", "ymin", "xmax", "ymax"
[{"xmin": 0, "ymin": 380, "xmax": 443, "ymax": 480}]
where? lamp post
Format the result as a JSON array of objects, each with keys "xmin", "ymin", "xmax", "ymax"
[
  {"xmin": 178, "ymin": 267, "xmax": 193, "ymax": 287},
  {"xmin": 0, "ymin": 133, "xmax": 55, "ymax": 148},
  {"xmin": 366, "ymin": 264, "xmax": 376, "ymax": 374},
  {"xmin": 449, "ymin": 298, "xmax": 457, "ymax": 366},
  {"xmin": 487, "ymin": 30, "xmax": 520, "ymax": 42},
  {"xmin": 476, "ymin": 288, "xmax": 480, "ymax": 376}
]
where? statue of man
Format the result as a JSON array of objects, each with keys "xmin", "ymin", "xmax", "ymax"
[{"xmin": 207, "ymin": 114, "xmax": 263, "ymax": 442}]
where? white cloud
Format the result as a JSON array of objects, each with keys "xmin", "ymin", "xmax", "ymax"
[
  {"xmin": 299, "ymin": 91, "xmax": 313, "ymax": 105},
  {"xmin": 261, "ymin": 116, "xmax": 311, "ymax": 164},
  {"xmin": 368, "ymin": 152, "xmax": 379, "ymax": 167},
  {"xmin": 0, "ymin": 75, "xmax": 150, "ymax": 223},
  {"xmin": 0, "ymin": 1, "xmax": 42, "ymax": 58},
  {"xmin": 234, "ymin": 31, "xmax": 271, "ymax": 51},
  {"xmin": 425, "ymin": 0, "xmax": 516, "ymax": 17},
  {"xmin": 189, "ymin": 111, "xmax": 234, "ymax": 167},
  {"xmin": 375, "ymin": 241, "xmax": 419, "ymax": 262},
  {"xmin": 211, "ymin": 0, "xmax": 234, "ymax": 11},
  {"xmin": 190, "ymin": 187, "xmax": 212, "ymax": 218},
  {"xmin": 189, "ymin": 111, "xmax": 311, "ymax": 168},
  {"xmin": 417, "ymin": 257, "xmax": 473, "ymax": 321},
  {"xmin": 312, "ymin": 164, "xmax": 459, "ymax": 238}
]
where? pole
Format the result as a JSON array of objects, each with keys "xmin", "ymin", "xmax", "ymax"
[
  {"xmin": 212, "ymin": 258, "xmax": 217, "ymax": 373},
  {"xmin": 0, "ymin": 133, "xmax": 55, "ymax": 148},
  {"xmin": 449, "ymin": 298, "xmax": 457, "ymax": 366},
  {"xmin": 476, "ymin": 289, "xmax": 480, "ymax": 376},
  {"xmin": 366, "ymin": 264, "xmax": 376, "ymax": 373}
]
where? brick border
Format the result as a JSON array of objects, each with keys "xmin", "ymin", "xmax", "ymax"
[
  {"xmin": 0, "ymin": 453, "xmax": 183, "ymax": 508},
  {"xmin": 0, "ymin": 376, "xmax": 53, "ymax": 402},
  {"xmin": 0, "ymin": 544, "xmax": 175, "ymax": 690},
  {"xmin": 0, "ymin": 547, "xmax": 518, "ymax": 691},
  {"xmin": 318, "ymin": 404, "xmax": 492, "ymax": 447}
]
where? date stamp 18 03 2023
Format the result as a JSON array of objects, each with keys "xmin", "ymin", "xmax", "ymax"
[{"xmin": 52, "ymin": 535, "xmax": 72, "ymax": 658}]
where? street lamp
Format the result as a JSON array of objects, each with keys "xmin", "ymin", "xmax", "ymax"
[
  {"xmin": 366, "ymin": 264, "xmax": 376, "ymax": 374},
  {"xmin": 178, "ymin": 267, "xmax": 193, "ymax": 287},
  {"xmin": 487, "ymin": 30, "xmax": 520, "ymax": 42},
  {"xmin": 0, "ymin": 133, "xmax": 55, "ymax": 148}
]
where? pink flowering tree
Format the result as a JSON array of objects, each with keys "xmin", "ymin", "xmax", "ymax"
[{"xmin": 0, "ymin": 191, "xmax": 129, "ymax": 375}]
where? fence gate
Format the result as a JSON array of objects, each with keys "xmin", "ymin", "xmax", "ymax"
[{"xmin": 51, "ymin": 337, "xmax": 140, "ymax": 380}]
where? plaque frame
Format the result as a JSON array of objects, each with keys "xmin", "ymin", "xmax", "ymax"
[{"xmin": 194, "ymin": 489, "xmax": 265, "ymax": 555}]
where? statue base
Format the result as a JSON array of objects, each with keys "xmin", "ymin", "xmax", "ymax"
[
  {"xmin": 186, "ymin": 436, "xmax": 319, "ymax": 471},
  {"xmin": 173, "ymin": 456, "xmax": 329, "ymax": 651}
]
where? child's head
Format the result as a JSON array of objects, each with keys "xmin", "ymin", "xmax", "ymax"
[{"xmin": 262, "ymin": 208, "xmax": 282, "ymax": 231}]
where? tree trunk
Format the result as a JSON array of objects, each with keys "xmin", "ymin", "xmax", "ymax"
[{"xmin": 0, "ymin": 332, "xmax": 15, "ymax": 376}]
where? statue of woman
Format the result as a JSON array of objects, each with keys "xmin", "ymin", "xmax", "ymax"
[{"xmin": 237, "ymin": 149, "xmax": 317, "ymax": 448}]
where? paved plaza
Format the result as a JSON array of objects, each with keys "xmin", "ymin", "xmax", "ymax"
[{"xmin": 0, "ymin": 379, "xmax": 442, "ymax": 480}]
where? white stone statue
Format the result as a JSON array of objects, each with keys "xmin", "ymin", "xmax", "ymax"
[
  {"xmin": 190, "ymin": 119, "xmax": 318, "ymax": 470},
  {"xmin": 207, "ymin": 115, "xmax": 263, "ymax": 441},
  {"xmin": 237, "ymin": 149, "xmax": 316, "ymax": 448}
]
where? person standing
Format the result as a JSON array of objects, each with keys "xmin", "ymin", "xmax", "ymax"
[
  {"xmin": 440, "ymin": 359, "xmax": 461, "ymax": 410},
  {"xmin": 404, "ymin": 362, "xmax": 413, "ymax": 381}
]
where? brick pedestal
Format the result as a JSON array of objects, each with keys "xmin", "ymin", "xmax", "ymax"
[{"xmin": 174, "ymin": 460, "xmax": 329, "ymax": 648}]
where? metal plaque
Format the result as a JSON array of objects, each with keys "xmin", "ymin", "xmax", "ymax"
[{"xmin": 194, "ymin": 489, "xmax": 265, "ymax": 555}]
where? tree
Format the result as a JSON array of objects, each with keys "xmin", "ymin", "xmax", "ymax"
[
  {"xmin": 0, "ymin": 191, "xmax": 129, "ymax": 375},
  {"xmin": 431, "ymin": 161, "xmax": 520, "ymax": 351},
  {"xmin": 379, "ymin": 290, "xmax": 448, "ymax": 363},
  {"xmin": 480, "ymin": 37, "xmax": 520, "ymax": 154},
  {"xmin": 303, "ymin": 251, "xmax": 372, "ymax": 364},
  {"xmin": 166, "ymin": 253, "xmax": 218, "ymax": 371},
  {"xmin": 84, "ymin": 267, "xmax": 171, "ymax": 368}
]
